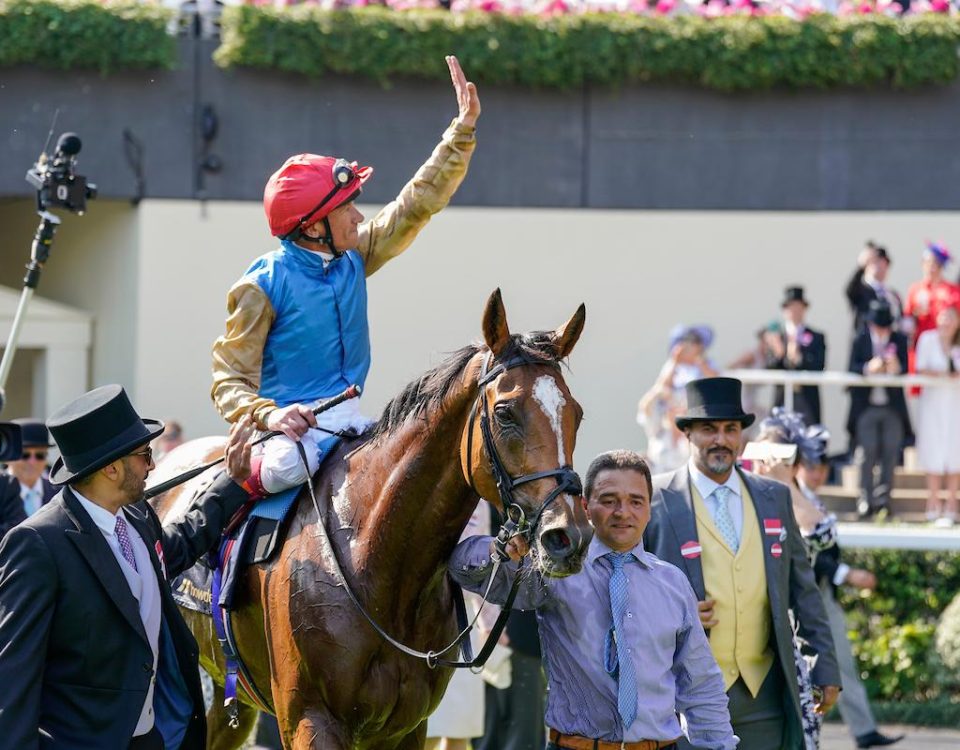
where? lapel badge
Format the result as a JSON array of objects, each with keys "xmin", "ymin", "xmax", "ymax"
[
  {"xmin": 770, "ymin": 542, "xmax": 783, "ymax": 559},
  {"xmin": 681, "ymin": 541, "xmax": 702, "ymax": 559},
  {"xmin": 763, "ymin": 518, "xmax": 783, "ymax": 537}
]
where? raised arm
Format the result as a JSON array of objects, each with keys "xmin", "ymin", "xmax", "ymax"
[{"xmin": 357, "ymin": 56, "xmax": 479, "ymax": 276}]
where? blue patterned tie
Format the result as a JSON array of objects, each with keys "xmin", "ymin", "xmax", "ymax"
[
  {"xmin": 603, "ymin": 552, "xmax": 638, "ymax": 730},
  {"xmin": 115, "ymin": 515, "xmax": 138, "ymax": 573},
  {"xmin": 712, "ymin": 485, "xmax": 739, "ymax": 553}
]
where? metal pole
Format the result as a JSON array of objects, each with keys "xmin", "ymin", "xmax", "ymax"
[
  {"xmin": 783, "ymin": 376, "xmax": 795, "ymax": 412},
  {"xmin": 0, "ymin": 286, "xmax": 37, "ymax": 391},
  {"xmin": 0, "ymin": 211, "xmax": 61, "ymax": 402}
]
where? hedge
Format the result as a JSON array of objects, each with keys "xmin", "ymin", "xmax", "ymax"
[
  {"xmin": 838, "ymin": 548, "xmax": 960, "ymax": 704},
  {"xmin": 1, "ymin": 2, "xmax": 959, "ymax": 91},
  {"xmin": 215, "ymin": 7, "xmax": 960, "ymax": 91},
  {"xmin": 0, "ymin": 0, "xmax": 175, "ymax": 73}
]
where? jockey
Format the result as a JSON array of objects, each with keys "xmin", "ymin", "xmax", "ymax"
[{"xmin": 211, "ymin": 56, "xmax": 480, "ymax": 495}]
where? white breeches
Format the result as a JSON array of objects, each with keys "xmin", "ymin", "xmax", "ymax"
[{"xmin": 258, "ymin": 397, "xmax": 374, "ymax": 494}]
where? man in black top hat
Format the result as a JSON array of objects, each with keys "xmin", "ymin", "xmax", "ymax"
[
  {"xmin": 764, "ymin": 286, "xmax": 827, "ymax": 428},
  {"xmin": 0, "ymin": 384, "xmax": 257, "ymax": 749},
  {"xmin": 6, "ymin": 418, "xmax": 57, "ymax": 519},
  {"xmin": 845, "ymin": 242, "xmax": 904, "ymax": 333},
  {"xmin": 644, "ymin": 376, "xmax": 840, "ymax": 750},
  {"xmin": 847, "ymin": 301, "xmax": 911, "ymax": 519}
]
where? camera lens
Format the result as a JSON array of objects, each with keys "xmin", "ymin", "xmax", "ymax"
[{"xmin": 0, "ymin": 423, "xmax": 23, "ymax": 463}]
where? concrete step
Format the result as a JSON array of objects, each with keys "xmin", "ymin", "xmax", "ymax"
[
  {"xmin": 818, "ymin": 484, "xmax": 950, "ymax": 519},
  {"xmin": 838, "ymin": 465, "xmax": 929, "ymax": 492}
]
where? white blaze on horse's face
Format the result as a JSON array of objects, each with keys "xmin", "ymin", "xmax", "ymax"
[{"xmin": 532, "ymin": 374, "xmax": 568, "ymax": 466}]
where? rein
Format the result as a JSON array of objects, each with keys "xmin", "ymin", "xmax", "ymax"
[{"xmin": 303, "ymin": 349, "xmax": 582, "ymax": 670}]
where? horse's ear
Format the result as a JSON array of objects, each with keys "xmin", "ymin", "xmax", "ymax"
[
  {"xmin": 482, "ymin": 289, "xmax": 511, "ymax": 356},
  {"xmin": 551, "ymin": 303, "xmax": 586, "ymax": 360}
]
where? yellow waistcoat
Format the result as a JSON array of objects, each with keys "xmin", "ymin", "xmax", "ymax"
[{"xmin": 693, "ymin": 481, "xmax": 774, "ymax": 695}]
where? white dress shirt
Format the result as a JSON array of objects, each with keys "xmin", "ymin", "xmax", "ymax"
[
  {"xmin": 73, "ymin": 491, "xmax": 161, "ymax": 738},
  {"xmin": 20, "ymin": 478, "xmax": 44, "ymax": 517},
  {"xmin": 688, "ymin": 459, "xmax": 744, "ymax": 543}
]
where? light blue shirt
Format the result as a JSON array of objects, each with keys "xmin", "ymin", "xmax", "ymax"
[
  {"xmin": 688, "ymin": 459, "xmax": 744, "ymax": 543},
  {"xmin": 449, "ymin": 536, "xmax": 737, "ymax": 749}
]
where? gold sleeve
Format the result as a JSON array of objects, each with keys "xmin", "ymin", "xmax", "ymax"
[
  {"xmin": 210, "ymin": 280, "xmax": 278, "ymax": 428},
  {"xmin": 356, "ymin": 118, "xmax": 477, "ymax": 277}
]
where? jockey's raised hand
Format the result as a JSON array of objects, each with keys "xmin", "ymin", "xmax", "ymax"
[
  {"xmin": 265, "ymin": 404, "xmax": 317, "ymax": 441},
  {"xmin": 447, "ymin": 55, "xmax": 480, "ymax": 129}
]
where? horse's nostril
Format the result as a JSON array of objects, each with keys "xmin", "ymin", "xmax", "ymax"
[{"xmin": 540, "ymin": 528, "xmax": 574, "ymax": 557}]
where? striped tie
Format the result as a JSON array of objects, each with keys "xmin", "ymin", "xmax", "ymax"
[
  {"xmin": 115, "ymin": 515, "xmax": 138, "ymax": 573},
  {"xmin": 603, "ymin": 552, "xmax": 638, "ymax": 729}
]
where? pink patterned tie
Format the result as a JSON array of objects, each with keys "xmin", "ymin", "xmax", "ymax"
[{"xmin": 114, "ymin": 515, "xmax": 138, "ymax": 573}]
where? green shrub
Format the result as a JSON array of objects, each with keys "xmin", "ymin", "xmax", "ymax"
[
  {"xmin": 0, "ymin": 0, "xmax": 175, "ymax": 73},
  {"xmin": 215, "ymin": 7, "xmax": 960, "ymax": 92},
  {"xmin": 838, "ymin": 549, "xmax": 960, "ymax": 702},
  {"xmin": 936, "ymin": 591, "xmax": 960, "ymax": 683}
]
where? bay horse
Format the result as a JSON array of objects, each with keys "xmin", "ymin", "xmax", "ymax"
[{"xmin": 151, "ymin": 290, "xmax": 592, "ymax": 749}]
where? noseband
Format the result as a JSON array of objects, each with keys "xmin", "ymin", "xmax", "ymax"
[{"xmin": 466, "ymin": 352, "xmax": 583, "ymax": 556}]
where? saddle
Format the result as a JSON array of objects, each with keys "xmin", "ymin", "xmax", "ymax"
[{"xmin": 171, "ymin": 432, "xmax": 355, "ymax": 718}]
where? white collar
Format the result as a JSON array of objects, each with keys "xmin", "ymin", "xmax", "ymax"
[
  {"xmin": 688, "ymin": 458, "xmax": 741, "ymax": 500},
  {"xmin": 20, "ymin": 477, "xmax": 44, "ymax": 495},
  {"xmin": 72, "ymin": 487, "xmax": 124, "ymax": 537}
]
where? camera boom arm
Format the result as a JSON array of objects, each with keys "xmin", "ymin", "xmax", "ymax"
[{"xmin": 0, "ymin": 211, "xmax": 62, "ymax": 402}]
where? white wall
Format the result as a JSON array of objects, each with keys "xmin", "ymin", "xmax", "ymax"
[
  {"xmin": 3, "ymin": 195, "xmax": 956, "ymax": 466},
  {"xmin": 134, "ymin": 200, "xmax": 960, "ymax": 470},
  {"xmin": 0, "ymin": 199, "xmax": 139, "ymax": 406}
]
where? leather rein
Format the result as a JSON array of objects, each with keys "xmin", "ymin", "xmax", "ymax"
[{"xmin": 301, "ymin": 349, "xmax": 582, "ymax": 670}]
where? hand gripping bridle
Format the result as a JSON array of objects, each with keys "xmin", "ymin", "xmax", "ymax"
[
  {"xmin": 465, "ymin": 351, "xmax": 583, "ymax": 560},
  {"xmin": 300, "ymin": 348, "xmax": 583, "ymax": 671}
]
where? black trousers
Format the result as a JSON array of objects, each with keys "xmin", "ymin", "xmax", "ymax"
[
  {"xmin": 128, "ymin": 727, "xmax": 163, "ymax": 750},
  {"xmin": 473, "ymin": 650, "xmax": 546, "ymax": 750}
]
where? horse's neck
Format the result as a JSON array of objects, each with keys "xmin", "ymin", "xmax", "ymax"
[{"xmin": 348, "ymin": 376, "xmax": 480, "ymax": 590}]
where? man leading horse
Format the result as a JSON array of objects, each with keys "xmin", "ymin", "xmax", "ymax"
[{"xmin": 211, "ymin": 55, "xmax": 480, "ymax": 496}]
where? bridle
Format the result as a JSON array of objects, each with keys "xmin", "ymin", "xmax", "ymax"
[
  {"xmin": 298, "ymin": 348, "xmax": 583, "ymax": 672},
  {"xmin": 465, "ymin": 350, "xmax": 583, "ymax": 556}
]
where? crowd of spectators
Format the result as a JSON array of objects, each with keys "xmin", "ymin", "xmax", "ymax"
[{"xmin": 637, "ymin": 239, "xmax": 960, "ymax": 526}]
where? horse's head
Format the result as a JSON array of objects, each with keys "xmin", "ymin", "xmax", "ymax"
[{"xmin": 461, "ymin": 290, "xmax": 592, "ymax": 578}]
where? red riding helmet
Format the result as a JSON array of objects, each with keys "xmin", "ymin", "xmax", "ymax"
[{"xmin": 263, "ymin": 154, "xmax": 373, "ymax": 239}]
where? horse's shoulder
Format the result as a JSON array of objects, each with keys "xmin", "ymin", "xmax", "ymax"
[{"xmin": 149, "ymin": 436, "xmax": 227, "ymax": 521}]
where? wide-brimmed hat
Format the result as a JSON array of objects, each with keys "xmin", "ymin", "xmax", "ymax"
[
  {"xmin": 866, "ymin": 300, "xmax": 895, "ymax": 329},
  {"xmin": 675, "ymin": 377, "xmax": 756, "ymax": 430},
  {"xmin": 781, "ymin": 286, "xmax": 809, "ymax": 308},
  {"xmin": 11, "ymin": 418, "xmax": 53, "ymax": 448},
  {"xmin": 47, "ymin": 385, "xmax": 164, "ymax": 485},
  {"xmin": 667, "ymin": 324, "xmax": 714, "ymax": 352}
]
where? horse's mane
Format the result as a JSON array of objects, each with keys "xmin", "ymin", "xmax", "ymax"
[{"xmin": 371, "ymin": 331, "xmax": 562, "ymax": 439}]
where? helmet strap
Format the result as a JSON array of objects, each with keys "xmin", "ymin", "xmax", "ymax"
[{"xmin": 293, "ymin": 217, "xmax": 341, "ymax": 257}]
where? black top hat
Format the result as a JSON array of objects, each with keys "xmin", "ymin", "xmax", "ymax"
[
  {"xmin": 866, "ymin": 300, "xmax": 895, "ymax": 328},
  {"xmin": 11, "ymin": 418, "xmax": 53, "ymax": 448},
  {"xmin": 781, "ymin": 286, "xmax": 809, "ymax": 308},
  {"xmin": 47, "ymin": 385, "xmax": 164, "ymax": 485},
  {"xmin": 675, "ymin": 377, "xmax": 756, "ymax": 430}
]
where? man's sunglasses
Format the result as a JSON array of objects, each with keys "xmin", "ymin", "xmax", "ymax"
[
  {"xmin": 127, "ymin": 447, "xmax": 153, "ymax": 463},
  {"xmin": 21, "ymin": 450, "xmax": 48, "ymax": 461}
]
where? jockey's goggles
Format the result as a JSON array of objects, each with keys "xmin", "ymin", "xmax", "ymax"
[{"xmin": 285, "ymin": 159, "xmax": 359, "ymax": 240}]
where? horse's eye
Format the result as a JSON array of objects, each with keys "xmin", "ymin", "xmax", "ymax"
[{"xmin": 494, "ymin": 404, "xmax": 516, "ymax": 426}]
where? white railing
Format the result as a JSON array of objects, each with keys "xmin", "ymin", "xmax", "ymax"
[
  {"xmin": 725, "ymin": 368, "xmax": 960, "ymax": 412},
  {"xmin": 836, "ymin": 522, "xmax": 960, "ymax": 551}
]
